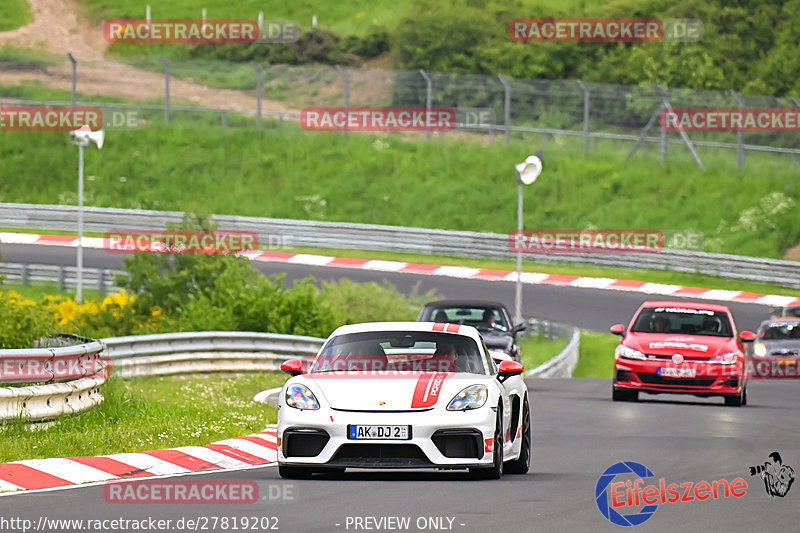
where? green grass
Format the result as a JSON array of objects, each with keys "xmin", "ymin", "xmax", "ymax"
[
  {"xmin": 76, "ymin": 0, "xmax": 596, "ymax": 36},
  {"xmin": 0, "ymin": 117, "xmax": 797, "ymax": 259},
  {"xmin": 0, "ymin": 0, "xmax": 32, "ymax": 32},
  {"xmin": 0, "ymin": 281, "xmax": 107, "ymax": 302},
  {"xmin": 0, "ymin": 373, "xmax": 285, "ymax": 462},
  {"xmin": 519, "ymin": 331, "xmax": 569, "ymax": 371},
  {"xmin": 0, "ymin": 46, "xmax": 63, "ymax": 68},
  {"xmin": 573, "ymin": 331, "xmax": 619, "ymax": 379},
  {"xmin": 0, "ymin": 82, "xmax": 144, "ymax": 104}
]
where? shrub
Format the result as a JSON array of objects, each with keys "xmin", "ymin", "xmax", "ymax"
[
  {"xmin": 0, "ymin": 290, "xmax": 57, "ymax": 348},
  {"xmin": 320, "ymin": 279, "xmax": 438, "ymax": 325}
]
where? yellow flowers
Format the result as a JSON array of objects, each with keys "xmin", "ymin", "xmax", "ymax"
[
  {"xmin": 39, "ymin": 289, "xmax": 162, "ymax": 334},
  {"xmin": 0, "ymin": 290, "xmax": 36, "ymax": 306},
  {"xmin": 42, "ymin": 293, "xmax": 113, "ymax": 326}
]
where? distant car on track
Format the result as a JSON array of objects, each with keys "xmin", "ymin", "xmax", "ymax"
[
  {"xmin": 277, "ymin": 321, "xmax": 531, "ymax": 479},
  {"xmin": 774, "ymin": 305, "xmax": 800, "ymax": 319},
  {"xmin": 417, "ymin": 300, "xmax": 526, "ymax": 362},
  {"xmin": 610, "ymin": 301, "xmax": 756, "ymax": 406},
  {"xmin": 750, "ymin": 317, "xmax": 800, "ymax": 379}
]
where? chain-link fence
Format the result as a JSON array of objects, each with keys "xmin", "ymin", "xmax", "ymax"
[{"xmin": 3, "ymin": 53, "xmax": 800, "ymax": 169}]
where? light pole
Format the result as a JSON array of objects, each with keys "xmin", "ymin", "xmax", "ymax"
[
  {"xmin": 513, "ymin": 155, "xmax": 542, "ymax": 324},
  {"xmin": 69, "ymin": 125, "xmax": 104, "ymax": 303}
]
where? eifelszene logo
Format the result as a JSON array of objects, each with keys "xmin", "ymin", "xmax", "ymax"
[{"xmin": 595, "ymin": 461, "xmax": 747, "ymax": 527}]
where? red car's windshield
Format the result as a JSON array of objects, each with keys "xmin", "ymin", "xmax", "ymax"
[{"xmin": 630, "ymin": 307, "xmax": 733, "ymax": 337}]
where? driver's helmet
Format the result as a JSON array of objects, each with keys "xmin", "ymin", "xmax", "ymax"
[
  {"xmin": 652, "ymin": 315, "xmax": 670, "ymax": 332},
  {"xmin": 701, "ymin": 316, "xmax": 721, "ymax": 333}
]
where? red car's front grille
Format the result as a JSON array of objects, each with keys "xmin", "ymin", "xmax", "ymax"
[
  {"xmin": 637, "ymin": 374, "xmax": 716, "ymax": 387},
  {"xmin": 644, "ymin": 353, "xmax": 709, "ymax": 362}
]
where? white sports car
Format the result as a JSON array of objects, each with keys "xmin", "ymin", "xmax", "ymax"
[{"xmin": 277, "ymin": 321, "xmax": 531, "ymax": 479}]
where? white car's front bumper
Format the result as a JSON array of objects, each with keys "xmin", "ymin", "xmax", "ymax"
[{"xmin": 277, "ymin": 406, "xmax": 496, "ymax": 469}]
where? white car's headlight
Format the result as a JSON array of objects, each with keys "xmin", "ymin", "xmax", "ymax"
[
  {"xmin": 285, "ymin": 384, "xmax": 320, "ymax": 410},
  {"xmin": 753, "ymin": 343, "xmax": 767, "ymax": 357},
  {"xmin": 447, "ymin": 385, "xmax": 488, "ymax": 411},
  {"xmin": 708, "ymin": 352, "xmax": 738, "ymax": 365},
  {"xmin": 619, "ymin": 346, "xmax": 647, "ymax": 360}
]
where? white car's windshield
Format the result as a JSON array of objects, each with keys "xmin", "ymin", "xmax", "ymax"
[{"xmin": 313, "ymin": 331, "xmax": 486, "ymax": 375}]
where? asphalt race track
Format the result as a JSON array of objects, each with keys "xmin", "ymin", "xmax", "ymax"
[
  {"xmin": 1, "ymin": 243, "xmax": 795, "ymax": 532},
  {"xmin": 2, "ymin": 379, "xmax": 798, "ymax": 532},
  {"xmin": 0, "ymin": 243, "xmax": 775, "ymax": 332}
]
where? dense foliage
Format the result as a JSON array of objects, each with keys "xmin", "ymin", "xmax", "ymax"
[{"xmin": 155, "ymin": 0, "xmax": 800, "ymax": 95}]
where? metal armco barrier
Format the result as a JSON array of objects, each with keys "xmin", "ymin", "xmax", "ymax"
[
  {"xmin": 0, "ymin": 332, "xmax": 323, "ymax": 422},
  {"xmin": 0, "ymin": 335, "xmax": 108, "ymax": 421},
  {"xmin": 0, "ymin": 262, "xmax": 121, "ymax": 293},
  {"xmin": 527, "ymin": 330, "xmax": 580, "ymax": 378},
  {"xmin": 1, "ymin": 203, "xmax": 799, "ymax": 287},
  {"xmin": 0, "ymin": 335, "xmax": 107, "ymax": 385},
  {"xmin": 0, "ymin": 378, "xmax": 105, "ymax": 422},
  {"xmin": 103, "ymin": 331, "xmax": 325, "ymax": 378},
  {"xmin": 524, "ymin": 319, "xmax": 580, "ymax": 378}
]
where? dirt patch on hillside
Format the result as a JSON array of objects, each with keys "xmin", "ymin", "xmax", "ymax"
[{"xmin": 0, "ymin": 0, "xmax": 293, "ymax": 112}]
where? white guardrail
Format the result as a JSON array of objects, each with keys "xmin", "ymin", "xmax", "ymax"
[
  {"xmin": 525, "ymin": 319, "xmax": 580, "ymax": 378},
  {"xmin": 103, "ymin": 331, "xmax": 324, "ymax": 378},
  {"xmin": 1, "ymin": 203, "xmax": 799, "ymax": 287},
  {"xmin": 0, "ymin": 262, "xmax": 121, "ymax": 292},
  {"xmin": 0, "ymin": 335, "xmax": 108, "ymax": 421},
  {"xmin": 1, "ymin": 324, "xmax": 576, "ymax": 422}
]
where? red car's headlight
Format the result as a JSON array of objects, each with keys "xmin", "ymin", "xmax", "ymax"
[
  {"xmin": 618, "ymin": 346, "xmax": 647, "ymax": 360},
  {"xmin": 708, "ymin": 352, "xmax": 738, "ymax": 365}
]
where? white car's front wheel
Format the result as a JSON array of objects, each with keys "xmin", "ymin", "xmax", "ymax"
[
  {"xmin": 470, "ymin": 406, "xmax": 503, "ymax": 480},
  {"xmin": 506, "ymin": 396, "xmax": 530, "ymax": 475}
]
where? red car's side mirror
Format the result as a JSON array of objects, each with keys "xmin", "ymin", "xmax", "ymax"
[
  {"xmin": 610, "ymin": 324, "xmax": 625, "ymax": 336},
  {"xmin": 497, "ymin": 360, "xmax": 524, "ymax": 382},
  {"xmin": 281, "ymin": 358, "xmax": 304, "ymax": 376},
  {"xmin": 740, "ymin": 331, "xmax": 756, "ymax": 342}
]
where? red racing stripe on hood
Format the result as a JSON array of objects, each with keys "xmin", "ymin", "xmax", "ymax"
[{"xmin": 410, "ymin": 372, "xmax": 449, "ymax": 408}]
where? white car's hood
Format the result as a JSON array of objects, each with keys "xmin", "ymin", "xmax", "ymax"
[{"xmin": 303, "ymin": 372, "xmax": 481, "ymax": 411}]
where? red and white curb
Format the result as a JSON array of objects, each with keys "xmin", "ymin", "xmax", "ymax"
[
  {"xmin": 2, "ymin": 232, "xmax": 799, "ymax": 308},
  {"xmin": 0, "ymin": 425, "xmax": 277, "ymax": 495}
]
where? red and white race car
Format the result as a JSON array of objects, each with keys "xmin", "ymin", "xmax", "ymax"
[
  {"xmin": 611, "ymin": 301, "xmax": 755, "ymax": 406},
  {"xmin": 277, "ymin": 321, "xmax": 531, "ymax": 479}
]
